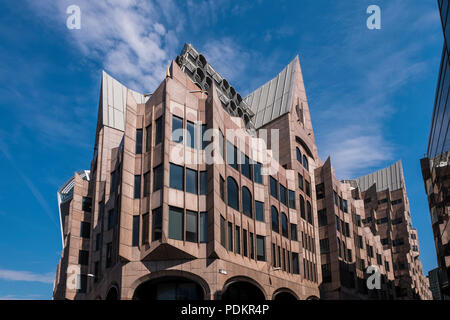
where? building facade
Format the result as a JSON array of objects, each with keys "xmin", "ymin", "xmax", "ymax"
[
  {"xmin": 54, "ymin": 43, "xmax": 430, "ymax": 300},
  {"xmin": 428, "ymin": 267, "xmax": 450, "ymax": 300},
  {"xmin": 420, "ymin": 0, "xmax": 450, "ymax": 298},
  {"xmin": 355, "ymin": 162, "xmax": 431, "ymax": 300}
]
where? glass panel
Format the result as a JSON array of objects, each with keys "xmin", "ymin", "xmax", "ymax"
[
  {"xmin": 186, "ymin": 210, "xmax": 198, "ymax": 242},
  {"xmin": 228, "ymin": 222, "xmax": 233, "ymax": 251},
  {"xmin": 288, "ymin": 190, "xmax": 296, "ymax": 209},
  {"xmin": 280, "ymin": 185, "xmax": 287, "ymax": 205},
  {"xmin": 235, "ymin": 226, "xmax": 241, "ymax": 254},
  {"xmin": 169, "ymin": 207, "xmax": 184, "ymax": 240},
  {"xmin": 255, "ymin": 201, "xmax": 264, "ymax": 222},
  {"xmin": 242, "ymin": 187, "xmax": 252, "ymax": 217},
  {"xmin": 153, "ymin": 165, "xmax": 163, "ymax": 191},
  {"xmin": 187, "ymin": 121, "xmax": 196, "ymax": 149},
  {"xmin": 142, "ymin": 213, "xmax": 149, "ymax": 244},
  {"xmin": 172, "ymin": 115, "xmax": 183, "ymax": 143},
  {"xmin": 271, "ymin": 206, "xmax": 279, "ymax": 233},
  {"xmin": 136, "ymin": 129, "xmax": 143, "ymax": 154},
  {"xmin": 152, "ymin": 207, "xmax": 162, "ymax": 241},
  {"xmin": 200, "ymin": 212, "xmax": 208, "ymax": 243},
  {"xmin": 257, "ymin": 235, "xmax": 265, "ymax": 261},
  {"xmin": 200, "ymin": 171, "xmax": 207, "ymax": 195},
  {"xmin": 254, "ymin": 162, "xmax": 262, "ymax": 184},
  {"xmin": 170, "ymin": 163, "xmax": 184, "ymax": 191},
  {"xmin": 220, "ymin": 216, "xmax": 226, "ymax": 247},
  {"xmin": 227, "ymin": 177, "xmax": 239, "ymax": 211},
  {"xmin": 132, "ymin": 216, "xmax": 139, "ymax": 246},
  {"xmin": 155, "ymin": 117, "xmax": 163, "ymax": 145},
  {"xmin": 186, "ymin": 168, "xmax": 198, "ymax": 194},
  {"xmin": 134, "ymin": 175, "xmax": 141, "ymax": 199},
  {"xmin": 270, "ymin": 177, "xmax": 278, "ymax": 199},
  {"xmin": 241, "ymin": 154, "xmax": 252, "ymax": 180},
  {"xmin": 281, "ymin": 213, "xmax": 288, "ymax": 238}
]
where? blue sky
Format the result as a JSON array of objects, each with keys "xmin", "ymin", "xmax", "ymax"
[{"xmin": 0, "ymin": 1, "xmax": 443, "ymax": 299}]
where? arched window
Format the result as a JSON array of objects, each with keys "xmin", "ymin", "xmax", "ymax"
[
  {"xmin": 296, "ymin": 148, "xmax": 302, "ymax": 162},
  {"xmin": 242, "ymin": 187, "xmax": 252, "ymax": 218},
  {"xmin": 227, "ymin": 177, "xmax": 239, "ymax": 211},
  {"xmin": 281, "ymin": 213, "xmax": 288, "ymax": 238},
  {"xmin": 302, "ymin": 155, "xmax": 309, "ymax": 171},
  {"xmin": 271, "ymin": 206, "xmax": 279, "ymax": 233},
  {"xmin": 299, "ymin": 195, "xmax": 306, "ymax": 219}
]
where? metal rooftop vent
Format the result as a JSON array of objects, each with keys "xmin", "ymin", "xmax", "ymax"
[{"xmin": 176, "ymin": 43, "xmax": 256, "ymax": 133}]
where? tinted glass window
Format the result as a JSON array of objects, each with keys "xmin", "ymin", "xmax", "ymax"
[
  {"xmin": 169, "ymin": 207, "xmax": 184, "ymax": 240},
  {"xmin": 186, "ymin": 168, "xmax": 198, "ymax": 194},
  {"xmin": 254, "ymin": 162, "xmax": 262, "ymax": 184},
  {"xmin": 200, "ymin": 212, "xmax": 208, "ymax": 243},
  {"xmin": 241, "ymin": 154, "xmax": 252, "ymax": 180},
  {"xmin": 134, "ymin": 175, "xmax": 141, "ymax": 199},
  {"xmin": 256, "ymin": 235, "xmax": 265, "ymax": 261},
  {"xmin": 170, "ymin": 163, "xmax": 184, "ymax": 191},
  {"xmin": 288, "ymin": 190, "xmax": 296, "ymax": 209},
  {"xmin": 155, "ymin": 117, "xmax": 163, "ymax": 145},
  {"xmin": 187, "ymin": 121, "xmax": 197, "ymax": 149},
  {"xmin": 255, "ymin": 201, "xmax": 264, "ymax": 222},
  {"xmin": 281, "ymin": 213, "xmax": 288, "ymax": 238},
  {"xmin": 280, "ymin": 185, "xmax": 287, "ymax": 206},
  {"xmin": 152, "ymin": 207, "xmax": 162, "ymax": 241},
  {"xmin": 271, "ymin": 206, "xmax": 279, "ymax": 233},
  {"xmin": 186, "ymin": 210, "xmax": 198, "ymax": 242},
  {"xmin": 242, "ymin": 187, "xmax": 252, "ymax": 218},
  {"xmin": 227, "ymin": 177, "xmax": 239, "ymax": 211},
  {"xmin": 172, "ymin": 115, "xmax": 183, "ymax": 143},
  {"xmin": 200, "ymin": 171, "xmax": 207, "ymax": 195},
  {"xmin": 153, "ymin": 165, "xmax": 163, "ymax": 191},
  {"xmin": 270, "ymin": 177, "xmax": 278, "ymax": 199},
  {"xmin": 132, "ymin": 216, "xmax": 139, "ymax": 246}
]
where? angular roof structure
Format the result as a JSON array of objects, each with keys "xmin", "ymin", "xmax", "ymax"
[
  {"xmin": 355, "ymin": 160, "xmax": 405, "ymax": 192},
  {"xmin": 244, "ymin": 56, "xmax": 298, "ymax": 129}
]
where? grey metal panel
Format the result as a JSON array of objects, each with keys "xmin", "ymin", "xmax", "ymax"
[
  {"xmin": 354, "ymin": 160, "xmax": 404, "ymax": 192},
  {"xmin": 244, "ymin": 57, "xmax": 298, "ymax": 128}
]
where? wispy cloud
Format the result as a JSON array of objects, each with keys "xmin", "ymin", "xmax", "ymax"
[
  {"xmin": 0, "ymin": 294, "xmax": 44, "ymax": 300},
  {"xmin": 0, "ymin": 268, "xmax": 54, "ymax": 284}
]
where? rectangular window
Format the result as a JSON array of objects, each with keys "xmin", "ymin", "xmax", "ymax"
[
  {"xmin": 187, "ymin": 121, "xmax": 196, "ymax": 149},
  {"xmin": 336, "ymin": 216, "xmax": 340, "ymax": 231},
  {"xmin": 385, "ymin": 261, "xmax": 390, "ymax": 272},
  {"xmin": 290, "ymin": 223, "xmax": 298, "ymax": 241},
  {"xmin": 250, "ymin": 232, "xmax": 255, "ymax": 259},
  {"xmin": 256, "ymin": 235, "xmax": 266, "ymax": 261},
  {"xmin": 201, "ymin": 124, "xmax": 208, "ymax": 150},
  {"xmin": 186, "ymin": 210, "xmax": 198, "ymax": 243},
  {"xmin": 78, "ymin": 250, "xmax": 89, "ymax": 265},
  {"xmin": 318, "ymin": 209, "xmax": 327, "ymax": 227},
  {"xmin": 110, "ymin": 171, "xmax": 117, "ymax": 195},
  {"xmin": 368, "ymin": 245, "xmax": 374, "ymax": 258},
  {"xmin": 142, "ymin": 213, "xmax": 149, "ymax": 244},
  {"xmin": 136, "ymin": 129, "xmax": 143, "ymax": 154},
  {"xmin": 282, "ymin": 248, "xmax": 286, "ymax": 271},
  {"xmin": 292, "ymin": 253, "xmax": 300, "ymax": 274},
  {"xmin": 108, "ymin": 209, "xmax": 115, "ymax": 230},
  {"xmin": 344, "ymin": 222, "xmax": 350, "ymax": 237},
  {"xmin": 95, "ymin": 233, "xmax": 101, "ymax": 251},
  {"xmin": 228, "ymin": 222, "xmax": 233, "ymax": 251},
  {"xmin": 200, "ymin": 212, "xmax": 208, "ymax": 243},
  {"xmin": 377, "ymin": 253, "xmax": 382, "ymax": 265},
  {"xmin": 235, "ymin": 226, "xmax": 241, "ymax": 254},
  {"xmin": 320, "ymin": 238, "xmax": 330, "ymax": 253},
  {"xmin": 243, "ymin": 229, "xmax": 248, "ymax": 257},
  {"xmin": 307, "ymin": 201, "xmax": 313, "ymax": 225},
  {"xmin": 220, "ymin": 175, "xmax": 225, "ymax": 201},
  {"xmin": 146, "ymin": 125, "xmax": 151, "ymax": 152},
  {"xmin": 219, "ymin": 129, "xmax": 224, "ymax": 158},
  {"xmin": 305, "ymin": 181, "xmax": 311, "ymax": 197},
  {"xmin": 241, "ymin": 155, "xmax": 252, "ymax": 180},
  {"xmin": 80, "ymin": 221, "xmax": 91, "ymax": 238},
  {"xmin": 254, "ymin": 162, "xmax": 262, "ymax": 184},
  {"xmin": 255, "ymin": 201, "xmax": 264, "ymax": 222},
  {"xmin": 152, "ymin": 207, "xmax": 162, "ymax": 241},
  {"xmin": 381, "ymin": 238, "xmax": 389, "ymax": 245},
  {"xmin": 153, "ymin": 164, "xmax": 163, "ymax": 191},
  {"xmin": 316, "ymin": 183, "xmax": 325, "ymax": 200},
  {"xmin": 288, "ymin": 190, "xmax": 296, "ymax": 209},
  {"xmin": 280, "ymin": 184, "xmax": 287, "ymax": 205},
  {"xmin": 134, "ymin": 175, "xmax": 141, "ymax": 199},
  {"xmin": 220, "ymin": 216, "xmax": 226, "ymax": 247},
  {"xmin": 270, "ymin": 177, "xmax": 278, "ymax": 199},
  {"xmin": 106, "ymin": 242, "xmax": 112, "ymax": 268},
  {"xmin": 300, "ymin": 195, "xmax": 306, "ymax": 219},
  {"xmin": 82, "ymin": 197, "xmax": 92, "ymax": 212},
  {"xmin": 132, "ymin": 216, "xmax": 140, "ymax": 247},
  {"xmin": 343, "ymin": 199, "xmax": 348, "ymax": 213},
  {"xmin": 143, "ymin": 172, "xmax": 150, "ymax": 197},
  {"xmin": 170, "ymin": 163, "xmax": 184, "ymax": 191},
  {"xmin": 322, "ymin": 264, "xmax": 331, "ymax": 283},
  {"xmin": 172, "ymin": 115, "xmax": 183, "ymax": 143},
  {"xmin": 226, "ymin": 141, "xmax": 239, "ymax": 171},
  {"xmin": 200, "ymin": 171, "xmax": 207, "ymax": 195},
  {"xmin": 168, "ymin": 207, "xmax": 184, "ymax": 241},
  {"xmin": 356, "ymin": 215, "xmax": 361, "ymax": 227},
  {"xmin": 358, "ymin": 235, "xmax": 364, "ymax": 249},
  {"xmin": 347, "ymin": 249, "xmax": 352, "ymax": 262},
  {"xmin": 272, "ymin": 243, "xmax": 277, "ymax": 266},
  {"xmin": 77, "ymin": 274, "xmax": 87, "ymax": 293},
  {"xmin": 155, "ymin": 117, "xmax": 163, "ymax": 145},
  {"xmin": 298, "ymin": 173, "xmax": 304, "ymax": 190},
  {"xmin": 186, "ymin": 168, "xmax": 198, "ymax": 194}
]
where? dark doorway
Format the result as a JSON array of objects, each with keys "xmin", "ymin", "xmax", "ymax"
[
  {"xmin": 222, "ymin": 281, "xmax": 265, "ymax": 301},
  {"xmin": 106, "ymin": 286, "xmax": 119, "ymax": 300},
  {"xmin": 133, "ymin": 277, "xmax": 204, "ymax": 300}
]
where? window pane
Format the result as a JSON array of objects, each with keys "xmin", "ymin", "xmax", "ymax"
[
  {"xmin": 254, "ymin": 162, "xmax": 262, "ymax": 184},
  {"xmin": 169, "ymin": 207, "xmax": 184, "ymax": 240},
  {"xmin": 187, "ymin": 121, "xmax": 196, "ymax": 149},
  {"xmin": 243, "ymin": 229, "xmax": 248, "ymax": 257},
  {"xmin": 307, "ymin": 201, "xmax": 312, "ymax": 224},
  {"xmin": 299, "ymin": 195, "xmax": 305, "ymax": 219},
  {"xmin": 296, "ymin": 148, "xmax": 301, "ymax": 162},
  {"xmin": 134, "ymin": 175, "xmax": 141, "ymax": 199},
  {"xmin": 242, "ymin": 187, "xmax": 252, "ymax": 217},
  {"xmin": 228, "ymin": 222, "xmax": 233, "ymax": 251},
  {"xmin": 302, "ymin": 155, "xmax": 309, "ymax": 170},
  {"xmin": 152, "ymin": 207, "xmax": 162, "ymax": 241},
  {"xmin": 291, "ymin": 223, "xmax": 298, "ymax": 241},
  {"xmin": 142, "ymin": 213, "xmax": 149, "ymax": 244},
  {"xmin": 227, "ymin": 177, "xmax": 239, "ymax": 211},
  {"xmin": 256, "ymin": 235, "xmax": 265, "ymax": 261},
  {"xmin": 136, "ymin": 129, "xmax": 143, "ymax": 154},
  {"xmin": 80, "ymin": 221, "xmax": 91, "ymax": 238},
  {"xmin": 172, "ymin": 115, "xmax": 183, "ymax": 143},
  {"xmin": 288, "ymin": 190, "xmax": 296, "ymax": 209},
  {"xmin": 280, "ymin": 185, "xmax": 287, "ymax": 206},
  {"xmin": 270, "ymin": 177, "xmax": 278, "ymax": 199},
  {"xmin": 186, "ymin": 168, "xmax": 198, "ymax": 194},
  {"xmin": 241, "ymin": 154, "xmax": 252, "ymax": 180},
  {"xmin": 201, "ymin": 124, "xmax": 208, "ymax": 150},
  {"xmin": 200, "ymin": 171, "xmax": 207, "ymax": 195},
  {"xmin": 250, "ymin": 233, "xmax": 254, "ymax": 259},
  {"xmin": 186, "ymin": 210, "xmax": 198, "ymax": 242},
  {"xmin": 170, "ymin": 163, "xmax": 184, "ymax": 191},
  {"xmin": 235, "ymin": 226, "xmax": 241, "ymax": 254},
  {"xmin": 200, "ymin": 212, "xmax": 208, "ymax": 243},
  {"xmin": 155, "ymin": 117, "xmax": 163, "ymax": 145},
  {"xmin": 292, "ymin": 253, "xmax": 299, "ymax": 274},
  {"xmin": 271, "ymin": 206, "xmax": 279, "ymax": 233},
  {"xmin": 153, "ymin": 165, "xmax": 163, "ymax": 191},
  {"xmin": 255, "ymin": 201, "xmax": 264, "ymax": 222},
  {"xmin": 226, "ymin": 141, "xmax": 238, "ymax": 170},
  {"xmin": 220, "ymin": 216, "xmax": 226, "ymax": 247},
  {"xmin": 143, "ymin": 172, "xmax": 150, "ymax": 197},
  {"xmin": 132, "ymin": 216, "xmax": 139, "ymax": 246},
  {"xmin": 281, "ymin": 213, "xmax": 288, "ymax": 238},
  {"xmin": 220, "ymin": 175, "xmax": 225, "ymax": 201},
  {"xmin": 146, "ymin": 125, "xmax": 151, "ymax": 152},
  {"xmin": 298, "ymin": 173, "xmax": 304, "ymax": 190}
]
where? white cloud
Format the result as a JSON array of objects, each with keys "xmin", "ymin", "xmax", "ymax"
[
  {"xmin": 0, "ymin": 269, "xmax": 54, "ymax": 284},
  {"xmin": 29, "ymin": 0, "xmax": 182, "ymax": 92}
]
